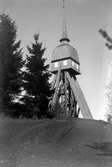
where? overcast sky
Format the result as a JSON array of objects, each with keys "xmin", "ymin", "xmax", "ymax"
[{"xmin": 1, "ymin": 0, "xmax": 112, "ymax": 120}]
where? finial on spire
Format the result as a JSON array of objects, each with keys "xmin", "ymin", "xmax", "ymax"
[
  {"xmin": 60, "ymin": 0, "xmax": 70, "ymax": 43},
  {"xmin": 62, "ymin": 0, "xmax": 65, "ymax": 8}
]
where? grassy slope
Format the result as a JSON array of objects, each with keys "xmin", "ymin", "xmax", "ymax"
[{"xmin": 0, "ymin": 118, "xmax": 112, "ymax": 167}]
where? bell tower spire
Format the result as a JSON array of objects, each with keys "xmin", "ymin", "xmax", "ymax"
[
  {"xmin": 60, "ymin": 0, "xmax": 70, "ymax": 43},
  {"xmin": 49, "ymin": 0, "xmax": 93, "ymax": 120}
]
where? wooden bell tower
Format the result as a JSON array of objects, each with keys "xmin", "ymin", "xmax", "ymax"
[{"xmin": 49, "ymin": 0, "xmax": 93, "ymax": 119}]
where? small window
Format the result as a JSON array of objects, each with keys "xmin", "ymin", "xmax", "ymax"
[
  {"xmin": 76, "ymin": 63, "xmax": 79, "ymax": 70},
  {"xmin": 72, "ymin": 61, "xmax": 79, "ymax": 70},
  {"xmin": 72, "ymin": 61, "xmax": 75, "ymax": 67},
  {"xmin": 63, "ymin": 60, "xmax": 67, "ymax": 66},
  {"xmin": 54, "ymin": 62, "xmax": 58, "ymax": 68}
]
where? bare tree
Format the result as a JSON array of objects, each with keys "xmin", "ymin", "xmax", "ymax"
[{"xmin": 99, "ymin": 29, "xmax": 112, "ymax": 122}]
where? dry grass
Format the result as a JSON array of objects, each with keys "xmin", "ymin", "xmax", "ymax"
[{"xmin": 0, "ymin": 118, "xmax": 112, "ymax": 167}]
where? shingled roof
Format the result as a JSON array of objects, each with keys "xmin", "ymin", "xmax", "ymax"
[{"xmin": 51, "ymin": 42, "xmax": 80, "ymax": 64}]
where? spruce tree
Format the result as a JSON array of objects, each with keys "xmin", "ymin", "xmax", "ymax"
[
  {"xmin": 22, "ymin": 34, "xmax": 51, "ymax": 118},
  {"xmin": 0, "ymin": 14, "xmax": 24, "ymax": 117}
]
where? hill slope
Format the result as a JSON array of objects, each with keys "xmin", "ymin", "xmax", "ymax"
[{"xmin": 0, "ymin": 118, "xmax": 112, "ymax": 167}]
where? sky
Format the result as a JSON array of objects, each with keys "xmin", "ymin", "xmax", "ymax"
[{"xmin": 0, "ymin": 0, "xmax": 112, "ymax": 120}]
